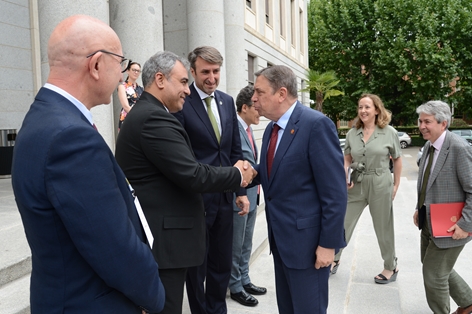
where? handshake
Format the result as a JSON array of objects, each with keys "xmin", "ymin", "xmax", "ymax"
[{"xmin": 233, "ymin": 160, "xmax": 258, "ymax": 187}]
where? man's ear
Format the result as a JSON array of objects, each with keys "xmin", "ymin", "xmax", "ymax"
[
  {"xmin": 155, "ymin": 72, "xmax": 165, "ymax": 89},
  {"xmin": 278, "ymin": 87, "xmax": 288, "ymax": 102},
  {"xmin": 88, "ymin": 52, "xmax": 101, "ymax": 81}
]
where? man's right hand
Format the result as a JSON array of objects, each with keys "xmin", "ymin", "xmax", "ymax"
[{"xmin": 234, "ymin": 160, "xmax": 257, "ymax": 187}]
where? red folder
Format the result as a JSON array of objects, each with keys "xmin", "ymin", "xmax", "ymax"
[{"xmin": 430, "ymin": 202, "xmax": 472, "ymax": 238}]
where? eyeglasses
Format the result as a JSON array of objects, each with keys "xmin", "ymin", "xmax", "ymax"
[
  {"xmin": 86, "ymin": 50, "xmax": 129, "ymax": 73},
  {"xmin": 130, "ymin": 69, "xmax": 141, "ymax": 73}
]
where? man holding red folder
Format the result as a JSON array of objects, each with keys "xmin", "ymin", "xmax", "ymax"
[{"xmin": 414, "ymin": 100, "xmax": 472, "ymax": 314}]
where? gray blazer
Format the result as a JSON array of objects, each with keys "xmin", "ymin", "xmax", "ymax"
[
  {"xmin": 418, "ymin": 130, "xmax": 472, "ymax": 248},
  {"xmin": 233, "ymin": 121, "xmax": 258, "ymax": 212}
]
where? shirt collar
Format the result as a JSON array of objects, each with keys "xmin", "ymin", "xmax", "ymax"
[
  {"xmin": 237, "ymin": 115, "xmax": 248, "ymax": 130},
  {"xmin": 193, "ymin": 82, "xmax": 215, "ymax": 101},
  {"xmin": 44, "ymin": 83, "xmax": 94, "ymax": 125},
  {"xmin": 431, "ymin": 130, "xmax": 446, "ymax": 151},
  {"xmin": 274, "ymin": 101, "xmax": 297, "ymax": 129}
]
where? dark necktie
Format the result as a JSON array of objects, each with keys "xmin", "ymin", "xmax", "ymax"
[
  {"xmin": 204, "ymin": 96, "xmax": 220, "ymax": 143},
  {"xmin": 267, "ymin": 124, "xmax": 280, "ymax": 178},
  {"xmin": 92, "ymin": 123, "xmax": 98, "ymax": 131},
  {"xmin": 417, "ymin": 146, "xmax": 435, "ymax": 228}
]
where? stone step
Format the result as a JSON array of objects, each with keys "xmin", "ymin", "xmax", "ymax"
[
  {"xmin": 0, "ymin": 216, "xmax": 31, "ymax": 288},
  {"xmin": 0, "ymin": 274, "xmax": 30, "ymax": 314}
]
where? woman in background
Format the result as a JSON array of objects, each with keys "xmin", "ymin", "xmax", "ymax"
[
  {"xmin": 331, "ymin": 94, "xmax": 402, "ymax": 285},
  {"xmin": 118, "ymin": 61, "xmax": 143, "ymax": 130}
]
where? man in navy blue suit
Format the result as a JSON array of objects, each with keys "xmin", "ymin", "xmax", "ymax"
[
  {"xmin": 11, "ymin": 15, "xmax": 164, "ymax": 313},
  {"xmin": 173, "ymin": 46, "xmax": 248, "ymax": 314},
  {"xmin": 251, "ymin": 65, "xmax": 347, "ymax": 314}
]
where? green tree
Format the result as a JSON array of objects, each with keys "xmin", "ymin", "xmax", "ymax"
[
  {"xmin": 302, "ymin": 70, "xmax": 344, "ymax": 113},
  {"xmin": 308, "ymin": 0, "xmax": 472, "ymax": 125}
]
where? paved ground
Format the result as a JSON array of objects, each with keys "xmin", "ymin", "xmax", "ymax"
[
  {"xmin": 181, "ymin": 147, "xmax": 472, "ymax": 313},
  {"xmin": 2, "ymin": 147, "xmax": 472, "ymax": 313}
]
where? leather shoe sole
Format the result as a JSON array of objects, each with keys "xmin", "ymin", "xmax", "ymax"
[
  {"xmin": 243, "ymin": 283, "xmax": 267, "ymax": 295},
  {"xmin": 230, "ymin": 290, "xmax": 258, "ymax": 307}
]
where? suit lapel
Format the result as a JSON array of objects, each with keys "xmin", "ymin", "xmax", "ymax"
[
  {"xmin": 252, "ymin": 128, "xmax": 258, "ymax": 161},
  {"xmin": 427, "ymin": 132, "xmax": 450, "ymax": 192},
  {"xmin": 189, "ymin": 84, "xmax": 220, "ymax": 144},
  {"xmin": 417, "ymin": 143, "xmax": 429, "ymax": 194},
  {"xmin": 260, "ymin": 123, "xmax": 272, "ymax": 185},
  {"xmin": 239, "ymin": 122, "xmax": 256, "ymax": 160},
  {"xmin": 214, "ymin": 91, "xmax": 226, "ymax": 141},
  {"xmin": 267, "ymin": 103, "xmax": 302, "ymax": 186}
]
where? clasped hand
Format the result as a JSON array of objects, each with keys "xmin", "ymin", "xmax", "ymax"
[{"xmin": 234, "ymin": 160, "xmax": 257, "ymax": 188}]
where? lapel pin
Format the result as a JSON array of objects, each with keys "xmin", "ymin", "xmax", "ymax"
[
  {"xmin": 219, "ymin": 101, "xmax": 223, "ymax": 105},
  {"xmin": 291, "ymin": 129, "xmax": 295, "ymax": 134}
]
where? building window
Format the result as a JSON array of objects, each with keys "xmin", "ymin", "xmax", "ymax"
[
  {"xmin": 280, "ymin": 0, "xmax": 286, "ymax": 37},
  {"xmin": 246, "ymin": 0, "xmax": 252, "ymax": 9},
  {"xmin": 291, "ymin": 0, "xmax": 296, "ymax": 46},
  {"xmin": 299, "ymin": 9, "xmax": 304, "ymax": 52},
  {"xmin": 265, "ymin": 0, "xmax": 271, "ymax": 25},
  {"xmin": 248, "ymin": 55, "xmax": 255, "ymax": 84}
]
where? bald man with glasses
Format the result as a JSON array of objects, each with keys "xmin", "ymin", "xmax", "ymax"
[{"xmin": 11, "ymin": 15, "xmax": 164, "ymax": 313}]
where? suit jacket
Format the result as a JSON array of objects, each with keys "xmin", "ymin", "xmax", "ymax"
[
  {"xmin": 417, "ymin": 130, "xmax": 472, "ymax": 248},
  {"xmin": 11, "ymin": 88, "xmax": 164, "ymax": 313},
  {"xmin": 233, "ymin": 121, "xmax": 258, "ymax": 212},
  {"xmin": 254, "ymin": 102, "xmax": 347, "ymax": 269},
  {"xmin": 173, "ymin": 83, "xmax": 245, "ymax": 207},
  {"xmin": 115, "ymin": 91, "xmax": 241, "ymax": 269}
]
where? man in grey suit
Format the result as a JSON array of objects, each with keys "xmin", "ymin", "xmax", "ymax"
[
  {"xmin": 229, "ymin": 85, "xmax": 267, "ymax": 307},
  {"xmin": 414, "ymin": 100, "xmax": 472, "ymax": 314}
]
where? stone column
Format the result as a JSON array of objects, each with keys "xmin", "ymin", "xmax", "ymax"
[
  {"xmin": 186, "ymin": 0, "xmax": 227, "ymax": 91},
  {"xmin": 110, "ymin": 0, "xmax": 164, "ymax": 138},
  {"xmin": 224, "ymin": 0, "xmax": 247, "ymax": 99},
  {"xmin": 37, "ymin": 0, "xmax": 115, "ymax": 149}
]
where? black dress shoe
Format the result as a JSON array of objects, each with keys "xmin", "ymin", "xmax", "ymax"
[
  {"xmin": 230, "ymin": 290, "xmax": 258, "ymax": 307},
  {"xmin": 243, "ymin": 283, "xmax": 267, "ymax": 295}
]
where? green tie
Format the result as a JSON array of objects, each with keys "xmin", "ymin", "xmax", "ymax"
[
  {"xmin": 205, "ymin": 96, "xmax": 220, "ymax": 143},
  {"xmin": 417, "ymin": 145, "xmax": 435, "ymax": 210}
]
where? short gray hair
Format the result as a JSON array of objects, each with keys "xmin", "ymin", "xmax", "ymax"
[
  {"xmin": 142, "ymin": 51, "xmax": 189, "ymax": 89},
  {"xmin": 416, "ymin": 100, "xmax": 451, "ymax": 128},
  {"xmin": 254, "ymin": 65, "xmax": 298, "ymax": 98}
]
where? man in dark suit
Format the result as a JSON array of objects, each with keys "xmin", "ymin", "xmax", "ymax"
[
  {"xmin": 251, "ymin": 65, "xmax": 347, "ymax": 314},
  {"xmin": 229, "ymin": 85, "xmax": 267, "ymax": 307},
  {"xmin": 11, "ymin": 15, "xmax": 164, "ymax": 313},
  {"xmin": 173, "ymin": 46, "xmax": 249, "ymax": 314},
  {"xmin": 115, "ymin": 51, "xmax": 254, "ymax": 314},
  {"xmin": 414, "ymin": 100, "xmax": 472, "ymax": 314}
]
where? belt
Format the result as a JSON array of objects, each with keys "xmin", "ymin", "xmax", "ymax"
[{"xmin": 355, "ymin": 167, "xmax": 389, "ymax": 183}]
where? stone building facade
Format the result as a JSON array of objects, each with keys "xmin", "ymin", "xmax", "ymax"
[{"xmin": 0, "ymin": 0, "xmax": 308, "ymax": 149}]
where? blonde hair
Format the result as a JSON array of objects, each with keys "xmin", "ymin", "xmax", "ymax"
[{"xmin": 355, "ymin": 94, "xmax": 391, "ymax": 129}]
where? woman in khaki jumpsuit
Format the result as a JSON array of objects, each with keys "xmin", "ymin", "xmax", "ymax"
[{"xmin": 331, "ymin": 94, "xmax": 402, "ymax": 284}]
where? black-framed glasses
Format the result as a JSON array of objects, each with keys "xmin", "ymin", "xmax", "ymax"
[{"xmin": 86, "ymin": 50, "xmax": 129, "ymax": 73}]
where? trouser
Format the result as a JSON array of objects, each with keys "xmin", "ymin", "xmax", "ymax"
[
  {"xmin": 158, "ymin": 268, "xmax": 187, "ymax": 314},
  {"xmin": 271, "ymin": 232, "xmax": 330, "ymax": 314},
  {"xmin": 421, "ymin": 220, "xmax": 472, "ymax": 314},
  {"xmin": 334, "ymin": 172, "xmax": 397, "ymax": 271},
  {"xmin": 229, "ymin": 208, "xmax": 257, "ymax": 293},
  {"xmin": 186, "ymin": 194, "xmax": 233, "ymax": 314}
]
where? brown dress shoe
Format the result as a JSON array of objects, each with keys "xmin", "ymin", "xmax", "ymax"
[{"xmin": 452, "ymin": 304, "xmax": 472, "ymax": 314}]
